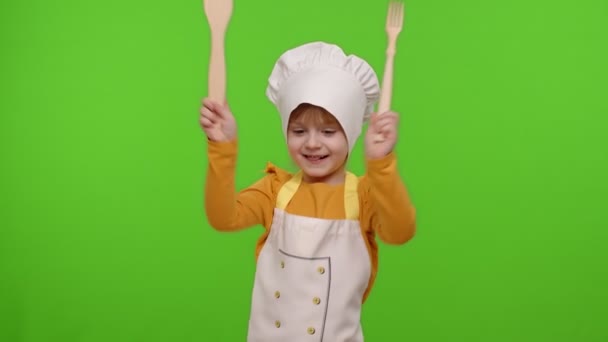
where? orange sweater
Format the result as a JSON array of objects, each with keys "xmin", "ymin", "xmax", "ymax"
[{"xmin": 204, "ymin": 139, "xmax": 416, "ymax": 301}]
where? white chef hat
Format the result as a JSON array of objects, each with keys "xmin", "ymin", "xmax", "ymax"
[{"xmin": 266, "ymin": 41, "xmax": 380, "ymax": 153}]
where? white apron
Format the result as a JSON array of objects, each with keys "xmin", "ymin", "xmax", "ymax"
[{"xmin": 247, "ymin": 171, "xmax": 372, "ymax": 342}]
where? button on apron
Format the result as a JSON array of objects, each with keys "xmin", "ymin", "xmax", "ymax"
[{"xmin": 246, "ymin": 171, "xmax": 371, "ymax": 342}]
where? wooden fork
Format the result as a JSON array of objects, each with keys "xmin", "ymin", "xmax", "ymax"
[
  {"xmin": 374, "ymin": 1, "xmax": 404, "ymax": 142},
  {"xmin": 378, "ymin": 0, "xmax": 404, "ymax": 114}
]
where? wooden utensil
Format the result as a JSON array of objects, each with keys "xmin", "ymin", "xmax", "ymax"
[
  {"xmin": 203, "ymin": 0, "xmax": 233, "ymax": 103},
  {"xmin": 374, "ymin": 1, "xmax": 404, "ymax": 143},
  {"xmin": 378, "ymin": 0, "xmax": 404, "ymax": 114}
]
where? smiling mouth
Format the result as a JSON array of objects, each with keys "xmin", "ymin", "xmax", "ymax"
[{"xmin": 303, "ymin": 154, "xmax": 329, "ymax": 161}]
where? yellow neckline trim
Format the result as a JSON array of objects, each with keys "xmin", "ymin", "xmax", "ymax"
[{"xmin": 276, "ymin": 171, "xmax": 359, "ymax": 220}]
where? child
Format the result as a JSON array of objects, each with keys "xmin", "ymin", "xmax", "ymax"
[{"xmin": 200, "ymin": 42, "xmax": 416, "ymax": 342}]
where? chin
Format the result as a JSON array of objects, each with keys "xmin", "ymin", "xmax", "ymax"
[
  {"xmin": 302, "ymin": 168, "xmax": 332, "ymax": 178},
  {"xmin": 301, "ymin": 163, "xmax": 345, "ymax": 183}
]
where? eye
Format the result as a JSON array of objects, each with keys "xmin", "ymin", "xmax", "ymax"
[
  {"xmin": 291, "ymin": 128, "xmax": 305, "ymax": 134},
  {"xmin": 322, "ymin": 129, "xmax": 336, "ymax": 135}
]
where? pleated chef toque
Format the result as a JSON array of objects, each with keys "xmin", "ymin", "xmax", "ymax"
[{"xmin": 266, "ymin": 41, "xmax": 380, "ymax": 153}]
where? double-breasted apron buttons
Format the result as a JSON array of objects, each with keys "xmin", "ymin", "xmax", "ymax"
[{"xmin": 247, "ymin": 171, "xmax": 371, "ymax": 341}]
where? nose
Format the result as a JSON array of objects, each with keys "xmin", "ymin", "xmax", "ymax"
[{"xmin": 305, "ymin": 132, "xmax": 321, "ymax": 149}]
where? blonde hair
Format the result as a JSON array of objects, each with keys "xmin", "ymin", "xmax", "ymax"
[
  {"xmin": 285, "ymin": 103, "xmax": 351, "ymax": 171},
  {"xmin": 288, "ymin": 103, "xmax": 343, "ymax": 131}
]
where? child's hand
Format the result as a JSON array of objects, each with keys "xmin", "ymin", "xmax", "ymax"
[
  {"xmin": 199, "ymin": 98, "xmax": 237, "ymax": 142},
  {"xmin": 364, "ymin": 111, "xmax": 399, "ymax": 160}
]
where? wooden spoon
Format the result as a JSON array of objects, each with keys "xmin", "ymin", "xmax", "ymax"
[{"xmin": 203, "ymin": 0, "xmax": 233, "ymax": 104}]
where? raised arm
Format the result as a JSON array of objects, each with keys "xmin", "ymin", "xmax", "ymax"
[
  {"xmin": 200, "ymin": 99, "xmax": 273, "ymax": 231},
  {"xmin": 364, "ymin": 152, "xmax": 416, "ymax": 244},
  {"xmin": 362, "ymin": 110, "xmax": 416, "ymax": 244}
]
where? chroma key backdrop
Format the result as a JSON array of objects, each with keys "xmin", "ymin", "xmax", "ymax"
[{"xmin": 1, "ymin": 0, "xmax": 607, "ymax": 341}]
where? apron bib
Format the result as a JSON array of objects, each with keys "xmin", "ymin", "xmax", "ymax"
[{"xmin": 247, "ymin": 171, "xmax": 372, "ymax": 342}]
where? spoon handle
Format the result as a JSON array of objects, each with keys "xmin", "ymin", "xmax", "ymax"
[{"xmin": 208, "ymin": 31, "xmax": 226, "ymax": 103}]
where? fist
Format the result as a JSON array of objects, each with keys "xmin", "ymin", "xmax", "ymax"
[
  {"xmin": 364, "ymin": 111, "xmax": 399, "ymax": 160},
  {"xmin": 199, "ymin": 98, "xmax": 237, "ymax": 142}
]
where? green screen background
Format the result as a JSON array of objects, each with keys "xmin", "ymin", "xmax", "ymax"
[{"xmin": 1, "ymin": 0, "xmax": 607, "ymax": 341}]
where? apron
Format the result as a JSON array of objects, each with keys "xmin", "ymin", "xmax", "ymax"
[{"xmin": 247, "ymin": 171, "xmax": 372, "ymax": 342}]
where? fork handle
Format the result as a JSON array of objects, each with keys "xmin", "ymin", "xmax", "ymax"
[
  {"xmin": 208, "ymin": 31, "xmax": 226, "ymax": 104},
  {"xmin": 372, "ymin": 39, "xmax": 397, "ymax": 143},
  {"xmin": 378, "ymin": 39, "xmax": 397, "ymax": 115}
]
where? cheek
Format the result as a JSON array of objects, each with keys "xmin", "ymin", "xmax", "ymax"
[
  {"xmin": 286, "ymin": 137, "xmax": 300, "ymax": 155},
  {"xmin": 328, "ymin": 136, "xmax": 349, "ymax": 156}
]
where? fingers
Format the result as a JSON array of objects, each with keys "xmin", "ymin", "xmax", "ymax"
[
  {"xmin": 200, "ymin": 116, "xmax": 214, "ymax": 129},
  {"xmin": 378, "ymin": 122, "xmax": 395, "ymax": 134},
  {"xmin": 202, "ymin": 97, "xmax": 220, "ymax": 110},
  {"xmin": 371, "ymin": 110, "xmax": 398, "ymax": 122},
  {"xmin": 215, "ymin": 102, "xmax": 232, "ymax": 120},
  {"xmin": 201, "ymin": 97, "xmax": 230, "ymax": 119},
  {"xmin": 200, "ymin": 97, "xmax": 229, "ymax": 124},
  {"xmin": 200, "ymin": 104, "xmax": 221, "ymax": 125},
  {"xmin": 367, "ymin": 111, "xmax": 398, "ymax": 143},
  {"xmin": 373, "ymin": 112, "xmax": 399, "ymax": 131},
  {"xmin": 376, "ymin": 115, "xmax": 398, "ymax": 128}
]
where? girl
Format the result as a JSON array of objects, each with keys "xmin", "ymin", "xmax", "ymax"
[{"xmin": 200, "ymin": 42, "xmax": 416, "ymax": 342}]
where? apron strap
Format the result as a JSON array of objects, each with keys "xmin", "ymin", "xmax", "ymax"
[
  {"xmin": 343, "ymin": 172, "xmax": 360, "ymax": 220},
  {"xmin": 276, "ymin": 171, "xmax": 359, "ymax": 220},
  {"xmin": 276, "ymin": 171, "xmax": 303, "ymax": 210}
]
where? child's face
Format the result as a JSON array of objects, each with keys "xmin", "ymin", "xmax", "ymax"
[{"xmin": 287, "ymin": 107, "xmax": 349, "ymax": 185}]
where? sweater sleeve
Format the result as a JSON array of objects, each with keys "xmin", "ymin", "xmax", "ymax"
[
  {"xmin": 361, "ymin": 152, "xmax": 416, "ymax": 245},
  {"xmin": 204, "ymin": 139, "xmax": 276, "ymax": 232}
]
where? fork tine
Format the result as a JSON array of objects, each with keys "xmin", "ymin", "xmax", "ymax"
[{"xmin": 387, "ymin": 1, "xmax": 404, "ymax": 27}]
